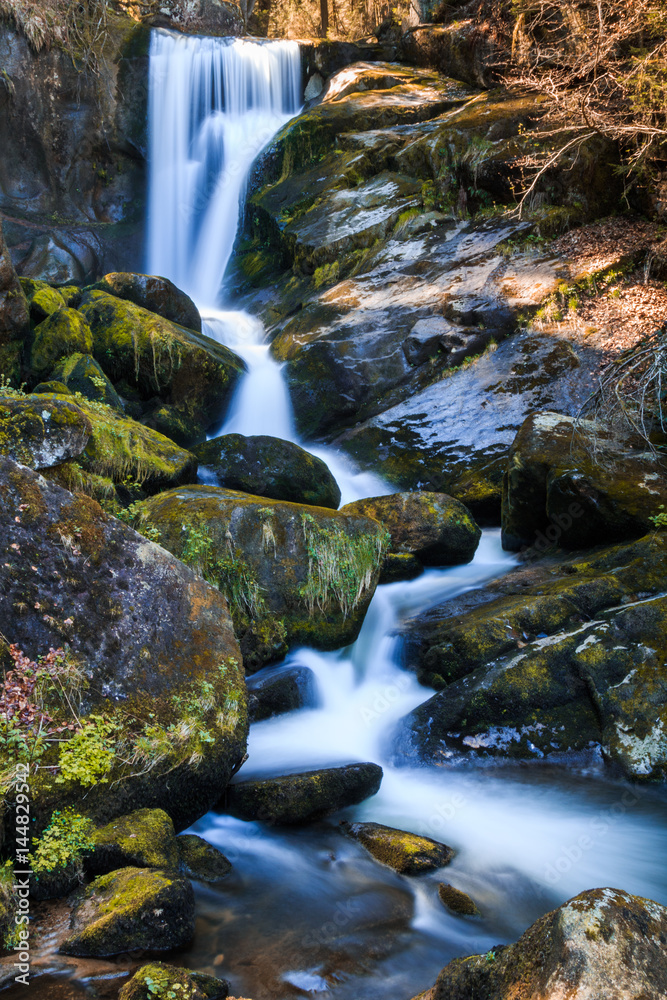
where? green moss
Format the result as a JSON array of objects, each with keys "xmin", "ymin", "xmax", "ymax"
[
  {"xmin": 30, "ymin": 808, "xmax": 95, "ymax": 874},
  {"xmin": 92, "ymin": 808, "xmax": 179, "ymax": 871},
  {"xmin": 300, "ymin": 512, "xmax": 389, "ymax": 618},
  {"xmin": 348, "ymin": 822, "xmax": 454, "ymax": 874}
]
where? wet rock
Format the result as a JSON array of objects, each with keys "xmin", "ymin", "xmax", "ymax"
[
  {"xmin": 86, "ymin": 808, "xmax": 179, "ymax": 877},
  {"xmin": 177, "ymin": 834, "xmax": 232, "ymax": 882},
  {"xmin": 438, "ymin": 883, "xmax": 479, "ymax": 916},
  {"xmin": 88, "ymin": 272, "xmax": 201, "ymax": 333},
  {"xmin": 400, "ymin": 535, "xmax": 667, "ymax": 778},
  {"xmin": 119, "ymin": 962, "xmax": 229, "ymax": 1000},
  {"xmin": 225, "ymin": 763, "xmax": 383, "ymax": 825},
  {"xmin": 135, "ymin": 485, "xmax": 389, "ymax": 664},
  {"xmin": 195, "ymin": 433, "xmax": 341, "ymax": 509},
  {"xmin": 0, "ymin": 217, "xmax": 30, "ymax": 381},
  {"xmin": 0, "ymin": 394, "xmax": 91, "ymax": 469},
  {"xmin": 60, "ymin": 867, "xmax": 195, "ymax": 957},
  {"xmin": 50, "ymin": 353, "xmax": 125, "ymax": 412},
  {"xmin": 247, "ymin": 665, "xmax": 318, "ymax": 722},
  {"xmin": 379, "ymin": 552, "xmax": 424, "ymax": 584},
  {"xmin": 418, "ymin": 888, "xmax": 667, "ymax": 1000},
  {"xmin": 0, "ymin": 457, "xmax": 247, "ymax": 837},
  {"xmin": 345, "ymin": 821, "xmax": 454, "ymax": 874},
  {"xmin": 341, "ymin": 492, "xmax": 480, "ymax": 566},
  {"xmin": 502, "ymin": 411, "xmax": 667, "ymax": 551},
  {"xmin": 28, "ymin": 307, "xmax": 94, "ymax": 385},
  {"xmin": 78, "ymin": 290, "xmax": 245, "ymax": 447}
]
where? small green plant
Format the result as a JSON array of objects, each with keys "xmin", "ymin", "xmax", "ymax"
[
  {"xmin": 56, "ymin": 715, "xmax": 116, "ymax": 786},
  {"xmin": 30, "ymin": 808, "xmax": 95, "ymax": 874},
  {"xmin": 650, "ymin": 505, "xmax": 667, "ymax": 529},
  {"xmin": 0, "ymin": 374, "xmax": 25, "ymax": 397}
]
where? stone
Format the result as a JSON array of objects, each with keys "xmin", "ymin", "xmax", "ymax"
[
  {"xmin": 119, "ymin": 962, "xmax": 229, "ymax": 1000},
  {"xmin": 78, "ymin": 290, "xmax": 245, "ymax": 446},
  {"xmin": 60, "ymin": 867, "xmax": 195, "ymax": 957},
  {"xmin": 418, "ymin": 888, "xmax": 667, "ymax": 1000},
  {"xmin": 19, "ymin": 278, "xmax": 66, "ymax": 321},
  {"xmin": 135, "ymin": 485, "xmax": 389, "ymax": 666},
  {"xmin": 345, "ymin": 822, "xmax": 454, "ymax": 874},
  {"xmin": 88, "ymin": 272, "xmax": 201, "ymax": 332},
  {"xmin": 341, "ymin": 492, "xmax": 481, "ymax": 566},
  {"xmin": 0, "ymin": 457, "xmax": 247, "ymax": 838},
  {"xmin": 224, "ymin": 763, "xmax": 383, "ymax": 825},
  {"xmin": 0, "ymin": 217, "xmax": 30, "ymax": 382},
  {"xmin": 177, "ymin": 834, "xmax": 232, "ymax": 882},
  {"xmin": 0, "ymin": 394, "xmax": 91, "ymax": 469},
  {"xmin": 437, "ymin": 883, "xmax": 479, "ymax": 916},
  {"xmin": 379, "ymin": 552, "xmax": 424, "ymax": 584},
  {"xmin": 501, "ymin": 411, "xmax": 667, "ymax": 551},
  {"xmin": 50, "ymin": 353, "xmax": 125, "ymax": 412},
  {"xmin": 195, "ymin": 433, "xmax": 341, "ymax": 509},
  {"xmin": 28, "ymin": 307, "xmax": 94, "ymax": 385},
  {"xmin": 247, "ymin": 665, "xmax": 318, "ymax": 722},
  {"xmin": 33, "ymin": 380, "xmax": 71, "ymax": 395},
  {"xmin": 86, "ymin": 808, "xmax": 180, "ymax": 877}
]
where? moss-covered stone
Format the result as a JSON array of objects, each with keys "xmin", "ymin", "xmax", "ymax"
[
  {"xmin": 177, "ymin": 834, "xmax": 232, "ymax": 883},
  {"xmin": 60, "ymin": 867, "xmax": 195, "ymax": 957},
  {"xmin": 0, "ymin": 457, "xmax": 248, "ymax": 838},
  {"xmin": 224, "ymin": 763, "xmax": 383, "ymax": 825},
  {"xmin": 19, "ymin": 278, "xmax": 66, "ymax": 322},
  {"xmin": 51, "ymin": 352, "xmax": 125, "ymax": 412},
  {"xmin": 78, "ymin": 290, "xmax": 244, "ymax": 447},
  {"xmin": 346, "ymin": 821, "xmax": 454, "ymax": 874},
  {"xmin": 0, "ymin": 394, "xmax": 91, "ymax": 469},
  {"xmin": 419, "ymin": 888, "xmax": 667, "ymax": 1000},
  {"xmin": 341, "ymin": 492, "xmax": 481, "ymax": 566},
  {"xmin": 119, "ymin": 962, "xmax": 229, "ymax": 1000},
  {"xmin": 195, "ymin": 433, "xmax": 341, "ymax": 509},
  {"xmin": 135, "ymin": 485, "xmax": 389, "ymax": 661},
  {"xmin": 87, "ymin": 272, "xmax": 201, "ymax": 332},
  {"xmin": 33, "ymin": 380, "xmax": 72, "ymax": 395},
  {"xmin": 29, "ymin": 307, "xmax": 94, "ymax": 385},
  {"xmin": 379, "ymin": 552, "xmax": 424, "ymax": 584},
  {"xmin": 438, "ymin": 883, "xmax": 480, "ymax": 916},
  {"xmin": 87, "ymin": 808, "xmax": 179, "ymax": 876}
]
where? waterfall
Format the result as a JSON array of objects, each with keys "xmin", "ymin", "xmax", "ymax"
[{"xmin": 147, "ymin": 31, "xmax": 301, "ymax": 307}]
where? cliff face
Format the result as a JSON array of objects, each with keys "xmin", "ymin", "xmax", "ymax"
[{"xmin": 250, "ymin": 0, "xmax": 437, "ymax": 40}]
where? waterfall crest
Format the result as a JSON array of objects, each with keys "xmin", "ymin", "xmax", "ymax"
[{"xmin": 147, "ymin": 31, "xmax": 301, "ymax": 307}]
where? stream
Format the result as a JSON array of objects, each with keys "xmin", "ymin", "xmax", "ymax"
[{"xmin": 22, "ymin": 29, "xmax": 667, "ymax": 1000}]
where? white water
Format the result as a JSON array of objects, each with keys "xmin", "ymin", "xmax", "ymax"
[{"xmin": 145, "ymin": 31, "xmax": 667, "ymax": 1000}]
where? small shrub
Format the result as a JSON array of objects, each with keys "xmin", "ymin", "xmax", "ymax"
[{"xmin": 30, "ymin": 808, "xmax": 95, "ymax": 874}]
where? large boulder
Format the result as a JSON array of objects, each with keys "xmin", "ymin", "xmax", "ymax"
[
  {"xmin": 60, "ymin": 867, "xmax": 195, "ymax": 957},
  {"xmin": 0, "ymin": 457, "xmax": 247, "ymax": 837},
  {"xmin": 400, "ymin": 535, "xmax": 667, "ymax": 779},
  {"xmin": 20, "ymin": 277, "xmax": 67, "ymax": 322},
  {"xmin": 28, "ymin": 307, "xmax": 94, "ymax": 385},
  {"xmin": 86, "ymin": 808, "xmax": 180, "ymax": 877},
  {"xmin": 50, "ymin": 353, "xmax": 125, "ymax": 412},
  {"xmin": 135, "ymin": 485, "xmax": 390, "ymax": 667},
  {"xmin": 341, "ymin": 492, "xmax": 480, "ymax": 566},
  {"xmin": 224, "ymin": 763, "xmax": 383, "ymax": 824},
  {"xmin": 87, "ymin": 272, "xmax": 201, "ymax": 332},
  {"xmin": 417, "ymin": 888, "xmax": 667, "ymax": 1000},
  {"xmin": 77, "ymin": 290, "xmax": 245, "ymax": 446},
  {"xmin": 195, "ymin": 433, "xmax": 341, "ymax": 509},
  {"xmin": 344, "ymin": 822, "xmax": 454, "ymax": 875},
  {"xmin": 501, "ymin": 411, "xmax": 667, "ymax": 550}
]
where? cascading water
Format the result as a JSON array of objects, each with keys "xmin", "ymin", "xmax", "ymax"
[{"xmin": 144, "ymin": 30, "xmax": 667, "ymax": 1000}]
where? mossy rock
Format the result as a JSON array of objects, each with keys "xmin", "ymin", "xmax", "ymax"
[
  {"xmin": 195, "ymin": 433, "xmax": 341, "ymax": 509},
  {"xmin": 420, "ymin": 888, "xmax": 667, "ymax": 1000},
  {"xmin": 119, "ymin": 962, "xmax": 229, "ymax": 1000},
  {"xmin": 19, "ymin": 278, "xmax": 66, "ymax": 322},
  {"xmin": 0, "ymin": 457, "xmax": 248, "ymax": 838},
  {"xmin": 501, "ymin": 411, "xmax": 667, "ymax": 551},
  {"xmin": 224, "ymin": 762, "xmax": 383, "ymax": 825},
  {"xmin": 60, "ymin": 867, "xmax": 195, "ymax": 957},
  {"xmin": 379, "ymin": 552, "xmax": 424, "ymax": 584},
  {"xmin": 78, "ymin": 290, "xmax": 244, "ymax": 447},
  {"xmin": 0, "ymin": 394, "xmax": 91, "ymax": 469},
  {"xmin": 134, "ymin": 485, "xmax": 389, "ymax": 659},
  {"xmin": 87, "ymin": 272, "xmax": 201, "ymax": 332},
  {"xmin": 51, "ymin": 352, "xmax": 125, "ymax": 412},
  {"xmin": 438, "ymin": 883, "xmax": 479, "ymax": 916},
  {"xmin": 341, "ymin": 492, "xmax": 481, "ymax": 566},
  {"xmin": 346, "ymin": 821, "xmax": 454, "ymax": 875},
  {"xmin": 29, "ymin": 307, "xmax": 94, "ymax": 385},
  {"xmin": 33, "ymin": 380, "xmax": 72, "ymax": 395},
  {"xmin": 176, "ymin": 834, "xmax": 231, "ymax": 883},
  {"xmin": 86, "ymin": 808, "xmax": 179, "ymax": 877}
]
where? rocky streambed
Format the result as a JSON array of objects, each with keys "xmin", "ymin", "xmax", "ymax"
[{"xmin": 1, "ymin": 10, "xmax": 667, "ymax": 1000}]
